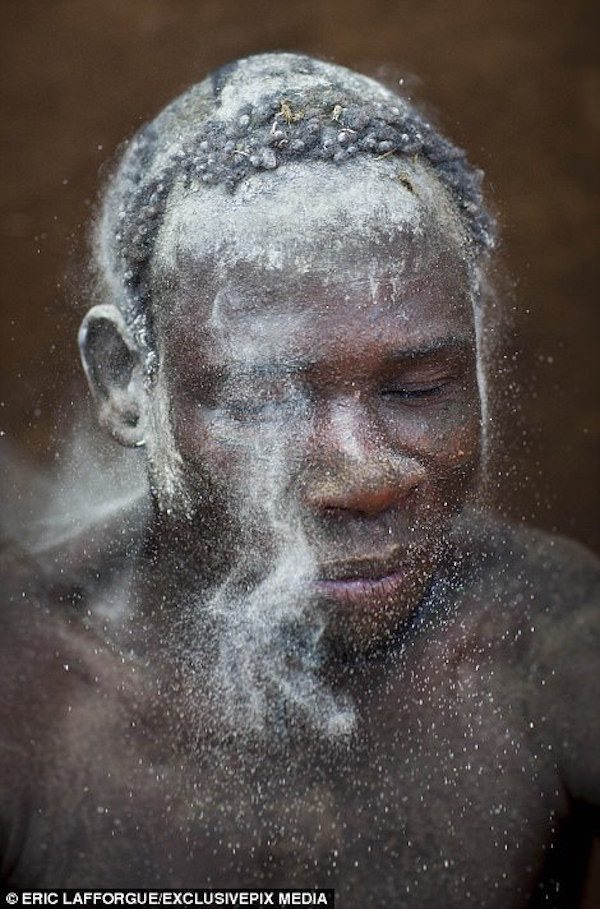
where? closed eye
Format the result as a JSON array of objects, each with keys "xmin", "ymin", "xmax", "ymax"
[{"xmin": 381, "ymin": 381, "xmax": 451, "ymax": 402}]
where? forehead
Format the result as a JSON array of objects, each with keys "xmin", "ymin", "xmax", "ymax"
[
  {"xmin": 152, "ymin": 158, "xmax": 475, "ymax": 365},
  {"xmin": 154, "ymin": 157, "xmax": 469, "ymax": 276}
]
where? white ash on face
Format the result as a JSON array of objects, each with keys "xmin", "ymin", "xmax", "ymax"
[
  {"xmin": 165, "ymin": 422, "xmax": 357, "ymax": 746},
  {"xmin": 93, "ymin": 52, "xmax": 496, "ymax": 375}
]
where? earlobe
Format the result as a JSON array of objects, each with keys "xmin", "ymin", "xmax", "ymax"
[{"xmin": 79, "ymin": 304, "xmax": 148, "ymax": 448}]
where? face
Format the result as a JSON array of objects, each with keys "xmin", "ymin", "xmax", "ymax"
[{"xmin": 147, "ymin": 159, "xmax": 481, "ymax": 650}]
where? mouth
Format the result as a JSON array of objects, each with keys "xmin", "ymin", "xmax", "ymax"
[{"xmin": 314, "ymin": 556, "xmax": 408, "ymax": 607}]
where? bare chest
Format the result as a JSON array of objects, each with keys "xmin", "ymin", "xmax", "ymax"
[{"xmin": 12, "ymin": 671, "xmax": 564, "ymax": 908}]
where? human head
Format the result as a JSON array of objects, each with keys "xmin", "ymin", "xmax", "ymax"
[
  {"xmin": 79, "ymin": 52, "xmax": 496, "ymax": 657},
  {"xmin": 81, "ymin": 51, "xmax": 494, "ymax": 370}
]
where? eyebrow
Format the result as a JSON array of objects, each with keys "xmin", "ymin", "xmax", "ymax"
[
  {"xmin": 387, "ymin": 335, "xmax": 475, "ymax": 362},
  {"xmin": 196, "ymin": 336, "xmax": 474, "ymax": 384}
]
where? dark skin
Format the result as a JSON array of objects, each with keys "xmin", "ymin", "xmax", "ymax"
[{"xmin": 1, "ymin": 164, "xmax": 598, "ymax": 905}]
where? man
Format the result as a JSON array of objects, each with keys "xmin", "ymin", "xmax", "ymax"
[{"xmin": 1, "ymin": 52, "xmax": 598, "ymax": 906}]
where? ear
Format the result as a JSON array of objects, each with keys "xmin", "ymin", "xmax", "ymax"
[{"xmin": 79, "ymin": 304, "xmax": 148, "ymax": 448}]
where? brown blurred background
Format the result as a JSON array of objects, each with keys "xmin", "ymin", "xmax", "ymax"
[{"xmin": 0, "ymin": 0, "xmax": 598, "ymax": 550}]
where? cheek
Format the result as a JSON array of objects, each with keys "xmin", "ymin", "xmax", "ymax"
[
  {"xmin": 423, "ymin": 404, "xmax": 481, "ymax": 468},
  {"xmin": 385, "ymin": 394, "xmax": 480, "ymax": 454},
  {"xmin": 169, "ymin": 399, "xmax": 239, "ymax": 483},
  {"xmin": 425, "ymin": 405, "xmax": 482, "ymax": 506},
  {"xmin": 383, "ymin": 392, "xmax": 482, "ymax": 499},
  {"xmin": 433, "ymin": 412, "xmax": 482, "ymax": 503},
  {"xmin": 169, "ymin": 398, "xmax": 301, "ymax": 493}
]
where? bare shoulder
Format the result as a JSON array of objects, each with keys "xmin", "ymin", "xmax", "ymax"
[
  {"xmin": 452, "ymin": 509, "xmax": 600, "ymax": 805},
  {"xmin": 0, "ymin": 532, "xmax": 150, "ymax": 879},
  {"xmin": 0, "ymin": 492, "xmax": 148, "ymax": 700},
  {"xmin": 0, "ymin": 529, "xmax": 143, "ymax": 806},
  {"xmin": 452, "ymin": 507, "xmax": 599, "ymax": 622},
  {"xmin": 0, "ymin": 543, "xmax": 126, "ymax": 749}
]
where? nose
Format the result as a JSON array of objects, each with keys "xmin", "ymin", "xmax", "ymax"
[{"xmin": 301, "ymin": 398, "xmax": 425, "ymax": 518}]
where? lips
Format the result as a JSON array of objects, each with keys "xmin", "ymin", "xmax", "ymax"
[
  {"xmin": 314, "ymin": 571, "xmax": 407, "ymax": 607},
  {"xmin": 314, "ymin": 555, "xmax": 408, "ymax": 607}
]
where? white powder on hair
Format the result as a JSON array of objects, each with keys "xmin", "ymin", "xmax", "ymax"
[{"xmin": 212, "ymin": 53, "xmax": 400, "ymax": 124}]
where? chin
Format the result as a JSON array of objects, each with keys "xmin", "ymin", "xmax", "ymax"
[{"xmin": 317, "ymin": 560, "xmax": 439, "ymax": 656}]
